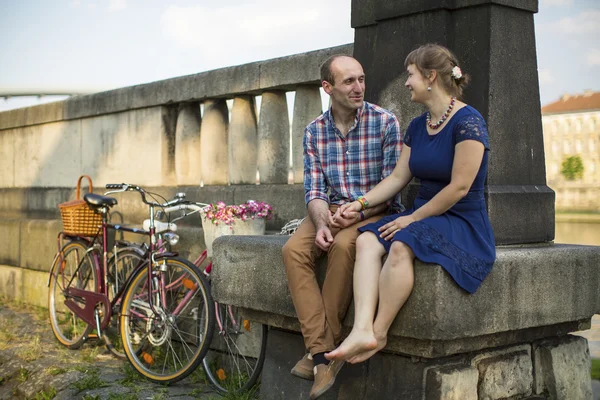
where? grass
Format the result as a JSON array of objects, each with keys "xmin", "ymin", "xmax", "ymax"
[
  {"xmin": 45, "ymin": 366, "xmax": 67, "ymax": 376},
  {"xmin": 70, "ymin": 369, "xmax": 109, "ymax": 392},
  {"xmin": 17, "ymin": 334, "xmax": 44, "ymax": 362},
  {"xmin": 592, "ymin": 359, "xmax": 600, "ymax": 380},
  {"xmin": 80, "ymin": 346, "xmax": 101, "ymax": 363},
  {"xmin": 108, "ymin": 393, "xmax": 137, "ymax": 400},
  {"xmin": 32, "ymin": 387, "xmax": 57, "ymax": 400},
  {"xmin": 118, "ymin": 364, "xmax": 145, "ymax": 386}
]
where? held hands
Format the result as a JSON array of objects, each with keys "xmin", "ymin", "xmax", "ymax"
[
  {"xmin": 329, "ymin": 203, "xmax": 361, "ymax": 229},
  {"xmin": 378, "ymin": 214, "xmax": 416, "ymax": 241}
]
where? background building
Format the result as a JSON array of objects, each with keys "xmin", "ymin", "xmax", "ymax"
[{"xmin": 542, "ymin": 90, "xmax": 600, "ymax": 212}]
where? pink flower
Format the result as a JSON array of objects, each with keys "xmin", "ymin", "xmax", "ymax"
[{"xmin": 201, "ymin": 200, "xmax": 274, "ymax": 225}]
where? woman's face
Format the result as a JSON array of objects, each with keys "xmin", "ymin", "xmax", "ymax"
[{"xmin": 405, "ymin": 64, "xmax": 429, "ymax": 103}]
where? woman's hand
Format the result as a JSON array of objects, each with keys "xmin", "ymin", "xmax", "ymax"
[
  {"xmin": 378, "ymin": 214, "xmax": 416, "ymax": 241},
  {"xmin": 338, "ymin": 201, "xmax": 362, "ymax": 219}
]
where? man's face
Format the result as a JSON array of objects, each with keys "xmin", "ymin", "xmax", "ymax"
[{"xmin": 323, "ymin": 57, "xmax": 365, "ymax": 112}]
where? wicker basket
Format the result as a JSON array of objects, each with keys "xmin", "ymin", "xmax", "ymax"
[{"xmin": 58, "ymin": 175, "xmax": 102, "ymax": 236}]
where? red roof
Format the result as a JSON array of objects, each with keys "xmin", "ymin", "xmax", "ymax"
[{"xmin": 542, "ymin": 91, "xmax": 600, "ymax": 115}]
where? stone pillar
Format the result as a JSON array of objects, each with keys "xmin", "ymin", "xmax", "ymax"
[
  {"xmin": 229, "ymin": 96, "xmax": 258, "ymax": 184},
  {"xmin": 291, "ymin": 86, "xmax": 322, "ymax": 184},
  {"xmin": 352, "ymin": 0, "xmax": 554, "ymax": 245},
  {"xmin": 200, "ymin": 99, "xmax": 229, "ymax": 185},
  {"xmin": 257, "ymin": 91, "xmax": 290, "ymax": 184},
  {"xmin": 174, "ymin": 103, "xmax": 201, "ymax": 185}
]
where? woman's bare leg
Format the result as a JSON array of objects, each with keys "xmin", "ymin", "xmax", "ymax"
[
  {"xmin": 348, "ymin": 241, "xmax": 415, "ymax": 364},
  {"xmin": 325, "ymin": 232, "xmax": 386, "ymax": 361}
]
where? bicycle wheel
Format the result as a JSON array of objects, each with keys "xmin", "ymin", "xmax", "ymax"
[
  {"xmin": 119, "ymin": 256, "xmax": 214, "ymax": 384},
  {"xmin": 105, "ymin": 246, "xmax": 145, "ymax": 358},
  {"xmin": 202, "ymin": 303, "xmax": 268, "ymax": 393},
  {"xmin": 48, "ymin": 240, "xmax": 98, "ymax": 349}
]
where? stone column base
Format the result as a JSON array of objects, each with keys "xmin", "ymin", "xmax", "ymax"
[{"xmin": 260, "ymin": 329, "xmax": 592, "ymax": 400}]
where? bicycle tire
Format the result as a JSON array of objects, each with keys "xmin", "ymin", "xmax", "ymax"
[
  {"xmin": 48, "ymin": 240, "xmax": 98, "ymax": 349},
  {"xmin": 202, "ymin": 303, "xmax": 268, "ymax": 393},
  {"xmin": 105, "ymin": 246, "xmax": 145, "ymax": 358},
  {"xmin": 119, "ymin": 256, "xmax": 214, "ymax": 384}
]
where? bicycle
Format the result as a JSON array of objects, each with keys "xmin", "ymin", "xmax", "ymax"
[
  {"xmin": 150, "ymin": 198, "xmax": 268, "ymax": 394},
  {"xmin": 48, "ymin": 184, "xmax": 214, "ymax": 384}
]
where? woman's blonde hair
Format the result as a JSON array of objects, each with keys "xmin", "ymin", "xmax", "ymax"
[{"xmin": 404, "ymin": 44, "xmax": 470, "ymax": 98}]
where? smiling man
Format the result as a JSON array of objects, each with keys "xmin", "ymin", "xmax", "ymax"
[{"xmin": 282, "ymin": 55, "xmax": 403, "ymax": 399}]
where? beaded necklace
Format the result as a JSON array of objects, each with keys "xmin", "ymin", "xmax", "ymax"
[{"xmin": 426, "ymin": 97, "xmax": 456, "ymax": 130}]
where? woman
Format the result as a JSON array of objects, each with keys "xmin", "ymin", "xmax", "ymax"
[{"xmin": 325, "ymin": 44, "xmax": 496, "ymax": 364}]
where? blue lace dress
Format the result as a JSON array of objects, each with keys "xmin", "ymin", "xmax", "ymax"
[{"xmin": 358, "ymin": 106, "xmax": 496, "ymax": 294}]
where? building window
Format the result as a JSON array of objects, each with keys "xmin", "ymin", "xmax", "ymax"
[
  {"xmin": 590, "ymin": 138, "xmax": 596, "ymax": 152},
  {"xmin": 552, "ymin": 142, "xmax": 559, "ymax": 154},
  {"xmin": 575, "ymin": 139, "xmax": 582, "ymax": 153},
  {"xmin": 575, "ymin": 119, "xmax": 582, "ymax": 133},
  {"xmin": 563, "ymin": 141, "xmax": 571, "ymax": 153},
  {"xmin": 552, "ymin": 163, "xmax": 559, "ymax": 175}
]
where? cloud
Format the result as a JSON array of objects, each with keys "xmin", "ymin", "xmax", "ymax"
[
  {"xmin": 553, "ymin": 10, "xmax": 600, "ymax": 34},
  {"xmin": 108, "ymin": 0, "xmax": 126, "ymax": 11},
  {"xmin": 538, "ymin": 69, "xmax": 555, "ymax": 85},
  {"xmin": 540, "ymin": 0, "xmax": 574, "ymax": 6},
  {"xmin": 587, "ymin": 49, "xmax": 600, "ymax": 67},
  {"xmin": 160, "ymin": 0, "xmax": 352, "ymax": 69}
]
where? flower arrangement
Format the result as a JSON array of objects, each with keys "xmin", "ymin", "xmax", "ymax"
[{"xmin": 201, "ymin": 200, "xmax": 274, "ymax": 226}]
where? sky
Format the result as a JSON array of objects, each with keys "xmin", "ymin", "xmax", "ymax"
[{"xmin": 0, "ymin": 0, "xmax": 599, "ymax": 112}]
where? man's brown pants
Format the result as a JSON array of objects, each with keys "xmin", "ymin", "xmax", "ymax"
[{"xmin": 282, "ymin": 207, "xmax": 383, "ymax": 355}]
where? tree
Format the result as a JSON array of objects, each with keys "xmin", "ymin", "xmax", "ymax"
[{"xmin": 560, "ymin": 155, "xmax": 584, "ymax": 181}]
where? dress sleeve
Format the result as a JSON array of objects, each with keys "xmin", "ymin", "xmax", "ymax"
[{"xmin": 454, "ymin": 113, "xmax": 490, "ymax": 150}]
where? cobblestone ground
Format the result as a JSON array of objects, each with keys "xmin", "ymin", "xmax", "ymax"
[{"xmin": 0, "ymin": 297, "xmax": 255, "ymax": 400}]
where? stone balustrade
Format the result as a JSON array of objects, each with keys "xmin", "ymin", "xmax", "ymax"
[{"xmin": 0, "ymin": 44, "xmax": 352, "ymax": 190}]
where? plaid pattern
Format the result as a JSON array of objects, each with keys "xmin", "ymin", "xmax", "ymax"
[{"xmin": 303, "ymin": 102, "xmax": 403, "ymax": 209}]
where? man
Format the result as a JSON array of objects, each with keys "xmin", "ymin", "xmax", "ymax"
[{"xmin": 282, "ymin": 54, "xmax": 402, "ymax": 399}]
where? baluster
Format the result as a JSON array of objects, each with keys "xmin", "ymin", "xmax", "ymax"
[{"xmin": 200, "ymin": 99, "xmax": 229, "ymax": 185}]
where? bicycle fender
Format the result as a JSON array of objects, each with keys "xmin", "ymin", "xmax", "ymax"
[{"xmin": 154, "ymin": 252, "xmax": 178, "ymax": 259}]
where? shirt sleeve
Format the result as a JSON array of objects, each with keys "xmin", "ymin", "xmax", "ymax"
[
  {"xmin": 454, "ymin": 113, "xmax": 490, "ymax": 150},
  {"xmin": 303, "ymin": 127, "xmax": 329, "ymax": 205},
  {"xmin": 382, "ymin": 115, "xmax": 404, "ymax": 211},
  {"xmin": 403, "ymin": 119, "xmax": 414, "ymax": 147}
]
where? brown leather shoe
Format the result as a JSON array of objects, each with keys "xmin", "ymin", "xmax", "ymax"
[
  {"xmin": 291, "ymin": 353, "xmax": 314, "ymax": 380},
  {"xmin": 309, "ymin": 360, "xmax": 345, "ymax": 399}
]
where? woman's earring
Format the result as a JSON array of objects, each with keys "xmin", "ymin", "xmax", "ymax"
[{"xmin": 427, "ymin": 86, "xmax": 431, "ymax": 91}]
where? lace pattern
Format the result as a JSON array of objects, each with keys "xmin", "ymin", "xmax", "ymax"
[
  {"xmin": 454, "ymin": 114, "xmax": 490, "ymax": 149},
  {"xmin": 404, "ymin": 222, "xmax": 492, "ymax": 281}
]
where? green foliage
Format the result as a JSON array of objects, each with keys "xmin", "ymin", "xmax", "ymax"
[
  {"xmin": 70, "ymin": 370, "xmax": 109, "ymax": 392},
  {"xmin": 33, "ymin": 387, "xmax": 57, "ymax": 400},
  {"xmin": 560, "ymin": 155, "xmax": 584, "ymax": 180},
  {"xmin": 592, "ymin": 359, "xmax": 600, "ymax": 380}
]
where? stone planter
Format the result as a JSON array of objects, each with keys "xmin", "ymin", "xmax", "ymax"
[{"xmin": 201, "ymin": 217, "xmax": 266, "ymax": 256}]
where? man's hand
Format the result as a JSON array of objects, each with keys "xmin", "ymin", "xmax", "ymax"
[
  {"xmin": 329, "ymin": 206, "xmax": 360, "ymax": 229},
  {"xmin": 315, "ymin": 225, "xmax": 335, "ymax": 251}
]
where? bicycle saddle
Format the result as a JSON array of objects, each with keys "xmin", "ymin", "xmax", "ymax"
[{"xmin": 84, "ymin": 193, "xmax": 118, "ymax": 208}]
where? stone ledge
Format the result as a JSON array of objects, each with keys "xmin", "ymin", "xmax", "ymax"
[{"xmin": 211, "ymin": 235, "xmax": 600, "ymax": 357}]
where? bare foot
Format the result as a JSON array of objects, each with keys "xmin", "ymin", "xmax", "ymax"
[
  {"xmin": 325, "ymin": 329, "xmax": 378, "ymax": 361},
  {"xmin": 348, "ymin": 335, "xmax": 387, "ymax": 364}
]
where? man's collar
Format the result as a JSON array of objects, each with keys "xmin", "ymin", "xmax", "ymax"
[{"xmin": 326, "ymin": 102, "xmax": 366, "ymax": 129}]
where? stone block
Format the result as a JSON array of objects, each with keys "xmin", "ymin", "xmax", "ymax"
[
  {"xmin": 13, "ymin": 121, "xmax": 81, "ymax": 188},
  {"xmin": 473, "ymin": 345, "xmax": 533, "ymax": 399},
  {"xmin": 533, "ymin": 335, "xmax": 593, "ymax": 400},
  {"xmin": 0, "ymin": 219, "xmax": 20, "ymax": 266},
  {"xmin": 19, "ymin": 219, "xmax": 63, "ymax": 272},
  {"xmin": 425, "ymin": 365, "xmax": 478, "ymax": 400}
]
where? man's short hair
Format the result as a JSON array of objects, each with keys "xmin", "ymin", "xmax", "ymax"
[{"xmin": 320, "ymin": 54, "xmax": 352, "ymax": 85}]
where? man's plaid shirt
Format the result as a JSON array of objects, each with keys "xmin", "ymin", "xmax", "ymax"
[{"xmin": 303, "ymin": 102, "xmax": 403, "ymax": 210}]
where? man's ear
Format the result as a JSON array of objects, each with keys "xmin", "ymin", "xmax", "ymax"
[{"xmin": 322, "ymin": 80, "xmax": 333, "ymax": 95}]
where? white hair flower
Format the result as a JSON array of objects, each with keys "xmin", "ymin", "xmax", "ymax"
[{"xmin": 451, "ymin": 66, "xmax": 462, "ymax": 80}]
